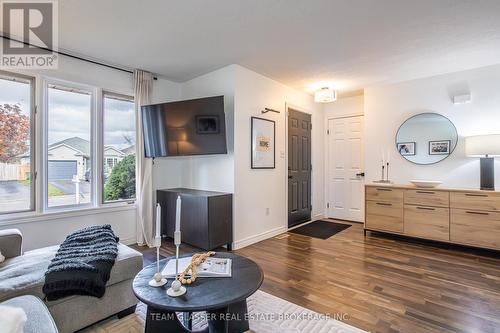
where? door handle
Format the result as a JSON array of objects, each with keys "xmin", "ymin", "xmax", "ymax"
[{"xmin": 356, "ymin": 172, "xmax": 365, "ymax": 177}]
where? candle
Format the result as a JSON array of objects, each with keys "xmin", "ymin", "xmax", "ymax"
[
  {"xmin": 175, "ymin": 196, "xmax": 181, "ymax": 232},
  {"xmin": 155, "ymin": 203, "xmax": 161, "ymax": 238},
  {"xmin": 387, "ymin": 149, "xmax": 390, "ymax": 163}
]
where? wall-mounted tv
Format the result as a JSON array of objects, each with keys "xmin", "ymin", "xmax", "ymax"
[{"xmin": 141, "ymin": 95, "xmax": 227, "ymax": 157}]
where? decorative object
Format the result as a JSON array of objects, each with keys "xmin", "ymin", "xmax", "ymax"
[
  {"xmin": 429, "ymin": 140, "xmax": 451, "ymax": 155},
  {"xmin": 409, "ymin": 180, "xmax": 443, "ymax": 188},
  {"xmin": 149, "ymin": 204, "xmax": 167, "ymax": 287},
  {"xmin": 397, "ymin": 142, "xmax": 416, "ymax": 156},
  {"xmin": 373, "ymin": 150, "xmax": 392, "ymax": 183},
  {"xmin": 251, "ymin": 117, "xmax": 275, "ymax": 169},
  {"xmin": 196, "ymin": 115, "xmax": 220, "ymax": 134},
  {"xmin": 465, "ymin": 134, "xmax": 500, "ymax": 190},
  {"xmin": 396, "ymin": 113, "xmax": 458, "ymax": 165},
  {"xmin": 167, "ymin": 195, "xmax": 187, "ymax": 297},
  {"xmin": 314, "ymin": 87, "xmax": 337, "ymax": 103},
  {"xmin": 178, "ymin": 251, "xmax": 216, "ymax": 285}
]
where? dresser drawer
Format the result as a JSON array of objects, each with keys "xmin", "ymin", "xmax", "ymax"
[
  {"xmin": 450, "ymin": 192, "xmax": 500, "ymax": 211},
  {"xmin": 450, "ymin": 209, "xmax": 500, "ymax": 250},
  {"xmin": 404, "ymin": 205, "xmax": 449, "ymax": 241},
  {"xmin": 366, "ymin": 187, "xmax": 404, "ymax": 203},
  {"xmin": 405, "ymin": 189, "xmax": 449, "ymax": 207},
  {"xmin": 366, "ymin": 201, "xmax": 403, "ymax": 233}
]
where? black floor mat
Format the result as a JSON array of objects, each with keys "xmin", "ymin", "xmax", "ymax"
[{"xmin": 289, "ymin": 220, "xmax": 351, "ymax": 239}]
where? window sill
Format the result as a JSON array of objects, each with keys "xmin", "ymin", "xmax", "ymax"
[{"xmin": 0, "ymin": 203, "xmax": 137, "ymax": 226}]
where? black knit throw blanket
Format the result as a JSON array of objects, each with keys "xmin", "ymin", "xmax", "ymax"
[{"xmin": 43, "ymin": 224, "xmax": 119, "ymax": 301}]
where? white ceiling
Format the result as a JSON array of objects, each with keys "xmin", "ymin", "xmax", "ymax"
[{"xmin": 58, "ymin": 0, "xmax": 500, "ymax": 93}]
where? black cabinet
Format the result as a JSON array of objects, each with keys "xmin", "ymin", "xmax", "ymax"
[{"xmin": 157, "ymin": 188, "xmax": 233, "ymax": 250}]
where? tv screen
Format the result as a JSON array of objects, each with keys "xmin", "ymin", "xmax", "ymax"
[{"xmin": 141, "ymin": 96, "xmax": 227, "ymax": 157}]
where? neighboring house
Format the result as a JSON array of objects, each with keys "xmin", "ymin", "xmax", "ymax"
[
  {"xmin": 47, "ymin": 137, "xmax": 127, "ymax": 180},
  {"xmin": 121, "ymin": 145, "xmax": 135, "ymax": 156}
]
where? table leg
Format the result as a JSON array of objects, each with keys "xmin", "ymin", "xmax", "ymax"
[{"xmin": 207, "ymin": 299, "xmax": 249, "ymax": 333}]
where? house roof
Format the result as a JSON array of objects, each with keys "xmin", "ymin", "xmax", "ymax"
[
  {"xmin": 48, "ymin": 137, "xmax": 90, "ymax": 156},
  {"xmin": 121, "ymin": 145, "xmax": 135, "ymax": 155}
]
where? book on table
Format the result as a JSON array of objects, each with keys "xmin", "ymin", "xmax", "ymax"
[{"xmin": 161, "ymin": 257, "xmax": 232, "ymax": 278}]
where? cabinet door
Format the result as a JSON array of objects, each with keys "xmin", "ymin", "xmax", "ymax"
[
  {"xmin": 451, "ymin": 209, "xmax": 500, "ymax": 250},
  {"xmin": 404, "ymin": 205, "xmax": 449, "ymax": 241},
  {"xmin": 366, "ymin": 201, "xmax": 403, "ymax": 232}
]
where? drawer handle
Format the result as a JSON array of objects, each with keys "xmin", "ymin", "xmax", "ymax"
[
  {"xmin": 416, "ymin": 206, "xmax": 435, "ymax": 211},
  {"xmin": 376, "ymin": 188, "xmax": 392, "ymax": 192},
  {"xmin": 376, "ymin": 202, "xmax": 393, "ymax": 206},
  {"xmin": 416, "ymin": 191, "xmax": 435, "ymax": 194},
  {"xmin": 465, "ymin": 193, "xmax": 488, "ymax": 197},
  {"xmin": 466, "ymin": 211, "xmax": 489, "ymax": 215}
]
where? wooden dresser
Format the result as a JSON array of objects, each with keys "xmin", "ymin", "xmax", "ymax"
[{"xmin": 365, "ymin": 184, "xmax": 500, "ymax": 250}]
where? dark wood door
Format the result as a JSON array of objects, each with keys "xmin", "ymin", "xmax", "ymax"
[{"xmin": 288, "ymin": 108, "xmax": 312, "ymax": 227}]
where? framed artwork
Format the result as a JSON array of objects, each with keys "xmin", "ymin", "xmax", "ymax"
[
  {"xmin": 397, "ymin": 142, "xmax": 416, "ymax": 156},
  {"xmin": 429, "ymin": 140, "xmax": 451, "ymax": 155},
  {"xmin": 251, "ymin": 117, "xmax": 275, "ymax": 169},
  {"xmin": 196, "ymin": 115, "xmax": 220, "ymax": 134}
]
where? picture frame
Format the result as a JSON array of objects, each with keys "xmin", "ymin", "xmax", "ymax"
[
  {"xmin": 397, "ymin": 142, "xmax": 416, "ymax": 156},
  {"xmin": 429, "ymin": 140, "xmax": 451, "ymax": 155},
  {"xmin": 251, "ymin": 117, "xmax": 275, "ymax": 169},
  {"xmin": 196, "ymin": 115, "xmax": 220, "ymax": 134}
]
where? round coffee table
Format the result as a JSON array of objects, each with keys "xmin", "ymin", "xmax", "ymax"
[{"xmin": 133, "ymin": 252, "xmax": 263, "ymax": 333}]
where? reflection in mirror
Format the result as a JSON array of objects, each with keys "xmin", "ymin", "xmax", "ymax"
[{"xmin": 396, "ymin": 113, "xmax": 458, "ymax": 165}]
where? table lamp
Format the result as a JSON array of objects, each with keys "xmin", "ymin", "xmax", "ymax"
[{"xmin": 465, "ymin": 134, "xmax": 500, "ymax": 190}]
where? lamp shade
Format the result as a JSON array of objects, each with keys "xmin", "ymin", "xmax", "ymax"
[
  {"xmin": 314, "ymin": 87, "xmax": 336, "ymax": 103},
  {"xmin": 465, "ymin": 134, "xmax": 500, "ymax": 157}
]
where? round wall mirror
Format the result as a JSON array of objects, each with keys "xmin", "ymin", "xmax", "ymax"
[{"xmin": 395, "ymin": 113, "xmax": 458, "ymax": 165}]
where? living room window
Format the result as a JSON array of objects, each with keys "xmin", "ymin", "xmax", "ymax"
[
  {"xmin": 46, "ymin": 84, "xmax": 93, "ymax": 208},
  {"xmin": 102, "ymin": 92, "xmax": 136, "ymax": 203},
  {"xmin": 0, "ymin": 72, "xmax": 35, "ymax": 214}
]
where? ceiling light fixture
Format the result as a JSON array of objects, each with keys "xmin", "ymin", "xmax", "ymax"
[{"xmin": 314, "ymin": 87, "xmax": 336, "ymax": 103}]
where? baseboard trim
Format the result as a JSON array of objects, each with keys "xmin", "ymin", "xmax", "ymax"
[
  {"xmin": 233, "ymin": 226, "xmax": 287, "ymax": 250},
  {"xmin": 121, "ymin": 237, "xmax": 137, "ymax": 246}
]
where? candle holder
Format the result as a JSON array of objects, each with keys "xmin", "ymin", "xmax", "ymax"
[
  {"xmin": 167, "ymin": 196, "xmax": 186, "ymax": 297},
  {"xmin": 149, "ymin": 203, "xmax": 167, "ymax": 287}
]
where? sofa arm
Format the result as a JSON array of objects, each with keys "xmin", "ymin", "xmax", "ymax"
[{"xmin": 0, "ymin": 229, "xmax": 23, "ymax": 259}]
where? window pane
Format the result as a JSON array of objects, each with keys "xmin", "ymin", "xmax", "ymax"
[
  {"xmin": 47, "ymin": 86, "xmax": 92, "ymax": 207},
  {"xmin": 103, "ymin": 94, "xmax": 136, "ymax": 202},
  {"xmin": 0, "ymin": 75, "xmax": 33, "ymax": 213}
]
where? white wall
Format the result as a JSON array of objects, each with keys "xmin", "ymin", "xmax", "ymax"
[
  {"xmin": 323, "ymin": 95, "xmax": 364, "ymax": 120},
  {"xmin": 364, "ymin": 63, "xmax": 500, "ymax": 189},
  {"xmin": 0, "ymin": 56, "xmax": 181, "ymax": 250},
  {"xmin": 233, "ymin": 65, "xmax": 324, "ymax": 248}
]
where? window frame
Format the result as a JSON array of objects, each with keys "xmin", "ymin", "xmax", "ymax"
[
  {"xmin": 0, "ymin": 70, "xmax": 36, "ymax": 215},
  {"xmin": 43, "ymin": 78, "xmax": 97, "ymax": 212},
  {"xmin": 101, "ymin": 91, "xmax": 136, "ymax": 205}
]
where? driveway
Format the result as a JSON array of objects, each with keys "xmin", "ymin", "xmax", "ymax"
[
  {"xmin": 49, "ymin": 180, "xmax": 91, "ymax": 195},
  {"xmin": 0, "ymin": 181, "xmax": 31, "ymax": 212}
]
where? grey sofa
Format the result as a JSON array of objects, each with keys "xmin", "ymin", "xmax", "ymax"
[
  {"xmin": 2, "ymin": 295, "xmax": 59, "ymax": 333},
  {"xmin": 0, "ymin": 229, "xmax": 143, "ymax": 333}
]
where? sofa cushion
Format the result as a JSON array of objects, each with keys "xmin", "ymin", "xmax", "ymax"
[
  {"xmin": 2, "ymin": 295, "xmax": 58, "ymax": 333},
  {"xmin": 0, "ymin": 243, "xmax": 142, "ymax": 303}
]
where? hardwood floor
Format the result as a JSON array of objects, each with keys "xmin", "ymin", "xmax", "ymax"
[{"xmin": 135, "ymin": 220, "xmax": 500, "ymax": 333}]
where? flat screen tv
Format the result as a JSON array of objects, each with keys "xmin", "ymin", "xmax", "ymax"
[{"xmin": 141, "ymin": 95, "xmax": 227, "ymax": 157}]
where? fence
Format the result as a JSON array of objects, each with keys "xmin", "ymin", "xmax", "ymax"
[{"xmin": 0, "ymin": 162, "xmax": 24, "ymax": 181}]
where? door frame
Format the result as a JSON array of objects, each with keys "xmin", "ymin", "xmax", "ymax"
[
  {"xmin": 285, "ymin": 103, "xmax": 314, "ymax": 230},
  {"xmin": 325, "ymin": 113, "xmax": 365, "ymax": 223}
]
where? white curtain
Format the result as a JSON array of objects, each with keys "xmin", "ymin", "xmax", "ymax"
[{"xmin": 134, "ymin": 69, "xmax": 154, "ymax": 247}]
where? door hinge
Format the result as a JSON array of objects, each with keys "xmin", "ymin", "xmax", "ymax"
[
  {"xmin": 327, "ymin": 202, "xmax": 330, "ymax": 208},
  {"xmin": 327, "ymin": 129, "xmax": 330, "ymax": 135}
]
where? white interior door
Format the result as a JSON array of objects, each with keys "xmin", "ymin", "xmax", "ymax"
[{"xmin": 327, "ymin": 116, "xmax": 365, "ymax": 222}]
